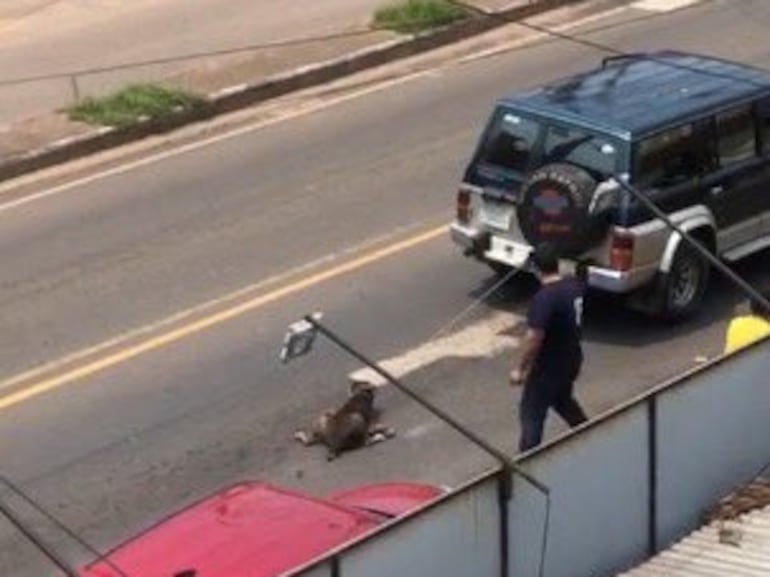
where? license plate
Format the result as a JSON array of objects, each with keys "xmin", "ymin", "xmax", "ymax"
[{"xmin": 479, "ymin": 202, "xmax": 513, "ymax": 230}]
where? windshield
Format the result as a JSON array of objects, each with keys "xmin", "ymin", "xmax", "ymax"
[{"xmin": 475, "ymin": 107, "xmax": 621, "ymax": 179}]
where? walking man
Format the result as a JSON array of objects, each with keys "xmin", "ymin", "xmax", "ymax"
[{"xmin": 510, "ymin": 243, "xmax": 588, "ymax": 452}]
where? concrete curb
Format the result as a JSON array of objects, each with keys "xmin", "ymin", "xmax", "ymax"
[{"xmin": 0, "ymin": 0, "xmax": 586, "ymax": 183}]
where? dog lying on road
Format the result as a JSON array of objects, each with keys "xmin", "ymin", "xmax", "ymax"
[{"xmin": 293, "ymin": 380, "xmax": 395, "ymax": 461}]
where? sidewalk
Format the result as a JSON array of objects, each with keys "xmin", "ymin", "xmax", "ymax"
[{"xmin": 0, "ymin": 0, "xmax": 591, "ymax": 182}]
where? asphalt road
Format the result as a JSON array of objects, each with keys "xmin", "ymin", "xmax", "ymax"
[{"xmin": 1, "ymin": 0, "xmax": 770, "ymax": 574}]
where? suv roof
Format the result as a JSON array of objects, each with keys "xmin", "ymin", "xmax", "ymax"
[
  {"xmin": 78, "ymin": 482, "xmax": 440, "ymax": 577},
  {"xmin": 503, "ymin": 51, "xmax": 770, "ymax": 140}
]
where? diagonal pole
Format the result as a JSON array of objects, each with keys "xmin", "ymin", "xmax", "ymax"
[
  {"xmin": 304, "ymin": 315, "xmax": 550, "ymax": 496},
  {"xmin": 304, "ymin": 314, "xmax": 554, "ymax": 577},
  {"xmin": 0, "ymin": 499, "xmax": 78, "ymax": 577},
  {"xmin": 613, "ymin": 177, "xmax": 770, "ymax": 314}
]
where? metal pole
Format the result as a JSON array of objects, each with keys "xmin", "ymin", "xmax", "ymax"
[
  {"xmin": 70, "ymin": 75, "xmax": 81, "ymax": 105},
  {"xmin": 0, "ymin": 499, "xmax": 79, "ymax": 577},
  {"xmin": 302, "ymin": 316, "xmax": 555, "ymax": 577},
  {"xmin": 614, "ymin": 177, "xmax": 770, "ymax": 313},
  {"xmin": 0, "ymin": 473, "xmax": 129, "ymax": 577}
]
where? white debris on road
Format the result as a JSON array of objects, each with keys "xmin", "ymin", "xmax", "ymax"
[
  {"xmin": 349, "ymin": 311, "xmax": 523, "ymax": 387},
  {"xmin": 632, "ymin": 0, "xmax": 702, "ymax": 12}
]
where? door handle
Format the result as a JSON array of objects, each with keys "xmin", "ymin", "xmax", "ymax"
[{"xmin": 710, "ymin": 185, "xmax": 724, "ymax": 196}]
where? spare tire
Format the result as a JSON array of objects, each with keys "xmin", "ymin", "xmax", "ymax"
[{"xmin": 517, "ymin": 163, "xmax": 607, "ymax": 257}]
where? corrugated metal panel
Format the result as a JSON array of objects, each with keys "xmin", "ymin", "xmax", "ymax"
[{"xmin": 619, "ymin": 504, "xmax": 770, "ymax": 576}]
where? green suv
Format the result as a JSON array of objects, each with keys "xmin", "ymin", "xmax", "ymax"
[{"xmin": 451, "ymin": 51, "xmax": 770, "ymax": 319}]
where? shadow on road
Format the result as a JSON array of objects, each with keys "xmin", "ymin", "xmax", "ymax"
[{"xmin": 467, "ymin": 248, "xmax": 770, "ymax": 348}]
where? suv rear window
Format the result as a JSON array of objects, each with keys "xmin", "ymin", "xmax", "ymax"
[
  {"xmin": 477, "ymin": 108, "xmax": 621, "ymax": 178},
  {"xmin": 477, "ymin": 110, "xmax": 539, "ymax": 174},
  {"xmin": 542, "ymin": 124, "xmax": 619, "ymax": 178}
]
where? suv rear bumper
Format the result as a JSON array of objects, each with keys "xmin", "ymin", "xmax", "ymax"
[
  {"xmin": 449, "ymin": 222, "xmax": 489, "ymax": 255},
  {"xmin": 450, "ymin": 223, "xmax": 656, "ymax": 293}
]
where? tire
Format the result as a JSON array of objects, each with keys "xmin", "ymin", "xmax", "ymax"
[
  {"xmin": 516, "ymin": 163, "xmax": 607, "ymax": 257},
  {"xmin": 660, "ymin": 242, "xmax": 710, "ymax": 321}
]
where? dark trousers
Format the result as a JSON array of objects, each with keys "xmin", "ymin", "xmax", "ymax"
[{"xmin": 518, "ymin": 369, "xmax": 587, "ymax": 452}]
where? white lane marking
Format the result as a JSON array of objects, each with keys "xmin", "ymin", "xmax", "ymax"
[
  {"xmin": 349, "ymin": 311, "xmax": 522, "ymax": 387},
  {"xmin": 632, "ymin": 0, "xmax": 701, "ymax": 12}
]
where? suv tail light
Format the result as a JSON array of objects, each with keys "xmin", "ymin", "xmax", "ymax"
[
  {"xmin": 456, "ymin": 189, "xmax": 472, "ymax": 224},
  {"xmin": 610, "ymin": 231, "xmax": 634, "ymax": 272}
]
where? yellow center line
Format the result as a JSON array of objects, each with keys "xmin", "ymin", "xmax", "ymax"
[{"xmin": 0, "ymin": 225, "xmax": 447, "ymax": 411}]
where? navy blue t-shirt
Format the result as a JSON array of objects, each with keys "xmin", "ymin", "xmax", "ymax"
[{"xmin": 527, "ymin": 276, "xmax": 585, "ymax": 382}]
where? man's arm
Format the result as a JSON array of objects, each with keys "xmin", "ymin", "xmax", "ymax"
[{"xmin": 510, "ymin": 328, "xmax": 544, "ymax": 385}]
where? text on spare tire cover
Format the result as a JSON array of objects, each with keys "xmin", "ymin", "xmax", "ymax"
[{"xmin": 530, "ymin": 169, "xmax": 578, "ymax": 237}]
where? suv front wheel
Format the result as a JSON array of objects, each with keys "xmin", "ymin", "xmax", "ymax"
[{"xmin": 660, "ymin": 242, "xmax": 710, "ymax": 320}]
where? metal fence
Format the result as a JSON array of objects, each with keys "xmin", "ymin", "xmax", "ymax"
[
  {"xmin": 291, "ymin": 337, "xmax": 770, "ymax": 577},
  {"xmin": 289, "ymin": 472, "xmax": 504, "ymax": 577}
]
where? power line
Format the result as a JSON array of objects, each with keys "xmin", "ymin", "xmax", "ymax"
[
  {"xmin": 453, "ymin": 0, "xmax": 770, "ymax": 89},
  {"xmin": 2, "ymin": 1, "xmax": 767, "ymax": 100},
  {"xmin": 0, "ymin": 28, "xmax": 376, "ymax": 87}
]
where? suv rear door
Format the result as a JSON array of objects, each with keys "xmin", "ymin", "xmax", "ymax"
[
  {"xmin": 703, "ymin": 103, "xmax": 768, "ymax": 251},
  {"xmin": 756, "ymin": 97, "xmax": 770, "ymax": 239},
  {"xmin": 632, "ymin": 120, "xmax": 714, "ymax": 221}
]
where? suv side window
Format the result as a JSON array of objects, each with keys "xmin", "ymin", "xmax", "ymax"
[
  {"xmin": 715, "ymin": 105, "xmax": 757, "ymax": 166},
  {"xmin": 635, "ymin": 124, "xmax": 707, "ymax": 188}
]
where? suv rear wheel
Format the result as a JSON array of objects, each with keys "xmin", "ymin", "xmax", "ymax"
[{"xmin": 661, "ymin": 241, "xmax": 710, "ymax": 320}]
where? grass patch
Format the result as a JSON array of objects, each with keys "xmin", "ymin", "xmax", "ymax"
[
  {"xmin": 69, "ymin": 84, "xmax": 206, "ymax": 128},
  {"xmin": 373, "ymin": 0, "xmax": 468, "ymax": 34}
]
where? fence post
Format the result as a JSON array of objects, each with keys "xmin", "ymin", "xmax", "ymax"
[
  {"xmin": 647, "ymin": 396, "xmax": 658, "ymax": 556},
  {"xmin": 70, "ymin": 75, "xmax": 81, "ymax": 105}
]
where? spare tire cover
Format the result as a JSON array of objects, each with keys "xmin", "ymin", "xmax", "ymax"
[{"xmin": 517, "ymin": 163, "xmax": 604, "ymax": 257}]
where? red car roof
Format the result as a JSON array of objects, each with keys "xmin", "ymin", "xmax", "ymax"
[{"xmin": 79, "ymin": 481, "xmax": 439, "ymax": 577}]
